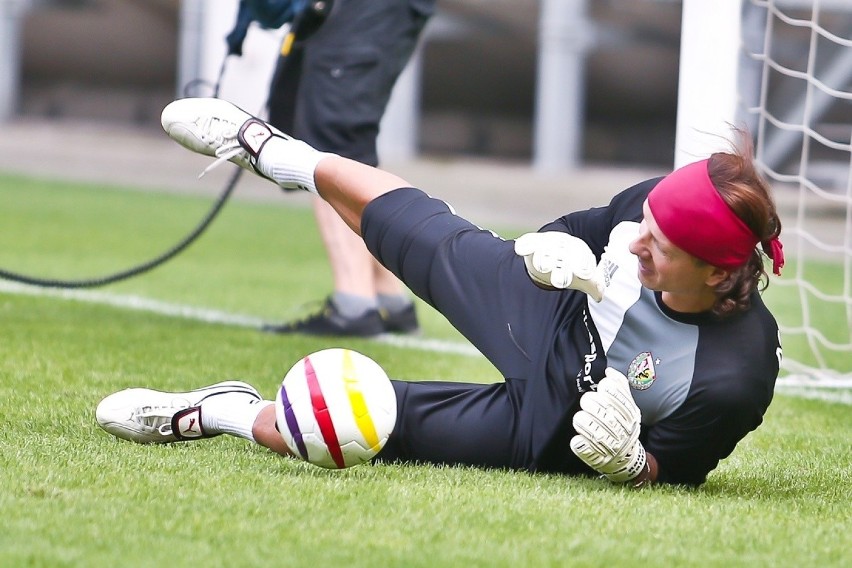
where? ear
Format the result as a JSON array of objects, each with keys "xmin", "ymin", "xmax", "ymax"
[{"xmin": 705, "ymin": 266, "xmax": 729, "ymax": 288}]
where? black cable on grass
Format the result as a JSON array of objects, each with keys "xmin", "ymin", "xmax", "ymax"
[
  {"xmin": 0, "ymin": 167, "xmax": 242, "ymax": 288},
  {"xmin": 0, "ymin": 58, "xmax": 241, "ymax": 289}
]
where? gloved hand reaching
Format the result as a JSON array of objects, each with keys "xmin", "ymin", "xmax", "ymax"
[
  {"xmin": 569, "ymin": 368, "xmax": 649, "ymax": 484},
  {"xmin": 514, "ymin": 232, "xmax": 606, "ymax": 302}
]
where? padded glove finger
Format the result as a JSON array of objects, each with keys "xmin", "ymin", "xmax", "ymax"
[
  {"xmin": 597, "ymin": 369, "xmax": 641, "ymax": 427},
  {"xmin": 572, "ymin": 410, "xmax": 620, "ymax": 455},
  {"xmin": 570, "ymin": 434, "xmax": 610, "ymax": 470},
  {"xmin": 513, "ymin": 232, "xmax": 547, "ymax": 256},
  {"xmin": 571, "ymin": 434, "xmax": 648, "ymax": 484},
  {"xmin": 514, "ymin": 232, "xmax": 604, "ymax": 301},
  {"xmin": 601, "ymin": 440, "xmax": 648, "ymax": 483},
  {"xmin": 579, "ymin": 391, "xmax": 632, "ymax": 441}
]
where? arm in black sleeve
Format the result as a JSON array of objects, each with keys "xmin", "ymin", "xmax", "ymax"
[
  {"xmin": 644, "ymin": 381, "xmax": 770, "ymax": 486},
  {"xmin": 644, "ymin": 311, "xmax": 779, "ymax": 486}
]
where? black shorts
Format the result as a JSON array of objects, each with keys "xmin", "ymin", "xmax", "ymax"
[
  {"xmin": 266, "ymin": 0, "xmax": 430, "ymax": 166},
  {"xmin": 362, "ymin": 188, "xmax": 595, "ymax": 474}
]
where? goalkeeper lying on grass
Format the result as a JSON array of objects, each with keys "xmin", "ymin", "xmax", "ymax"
[{"xmin": 97, "ymin": 98, "xmax": 786, "ymax": 487}]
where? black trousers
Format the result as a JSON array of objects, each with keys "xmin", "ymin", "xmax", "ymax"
[{"xmin": 363, "ymin": 188, "xmax": 595, "ymax": 474}]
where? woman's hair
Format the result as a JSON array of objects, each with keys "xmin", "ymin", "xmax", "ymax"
[{"xmin": 706, "ymin": 130, "xmax": 782, "ymax": 318}]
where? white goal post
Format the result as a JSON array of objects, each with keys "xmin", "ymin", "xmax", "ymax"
[{"xmin": 677, "ymin": 0, "xmax": 852, "ymax": 389}]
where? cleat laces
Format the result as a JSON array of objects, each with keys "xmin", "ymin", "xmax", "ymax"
[
  {"xmin": 196, "ymin": 116, "xmax": 248, "ymax": 178},
  {"xmin": 134, "ymin": 402, "xmax": 189, "ymax": 436}
]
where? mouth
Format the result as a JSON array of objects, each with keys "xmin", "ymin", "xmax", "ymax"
[{"xmin": 637, "ymin": 262, "xmax": 653, "ymax": 278}]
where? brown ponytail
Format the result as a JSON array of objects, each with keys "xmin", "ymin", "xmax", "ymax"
[{"xmin": 706, "ymin": 130, "xmax": 783, "ymax": 318}]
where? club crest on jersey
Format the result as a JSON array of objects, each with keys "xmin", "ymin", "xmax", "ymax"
[{"xmin": 627, "ymin": 352, "xmax": 656, "ymax": 390}]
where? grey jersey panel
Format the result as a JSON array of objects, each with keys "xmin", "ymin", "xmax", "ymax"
[
  {"xmin": 605, "ymin": 287, "xmax": 698, "ymax": 424},
  {"xmin": 589, "ymin": 221, "xmax": 697, "ymax": 424}
]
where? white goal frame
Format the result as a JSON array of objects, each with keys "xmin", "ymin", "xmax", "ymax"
[{"xmin": 676, "ymin": 0, "xmax": 852, "ymax": 390}]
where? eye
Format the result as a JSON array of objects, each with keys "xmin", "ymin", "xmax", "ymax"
[{"xmin": 653, "ymin": 239, "xmax": 671, "ymax": 258}]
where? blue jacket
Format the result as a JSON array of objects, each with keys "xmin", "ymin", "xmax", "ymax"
[{"xmin": 226, "ymin": 0, "xmax": 310, "ymax": 55}]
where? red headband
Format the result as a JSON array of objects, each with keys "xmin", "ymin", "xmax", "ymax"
[{"xmin": 647, "ymin": 159, "xmax": 784, "ymax": 274}]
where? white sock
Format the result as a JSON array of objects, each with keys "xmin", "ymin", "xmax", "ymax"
[
  {"xmin": 200, "ymin": 394, "xmax": 274, "ymax": 443},
  {"xmin": 255, "ymin": 136, "xmax": 334, "ymax": 195}
]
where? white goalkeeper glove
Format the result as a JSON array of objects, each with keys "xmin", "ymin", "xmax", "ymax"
[
  {"xmin": 569, "ymin": 368, "xmax": 649, "ymax": 484},
  {"xmin": 513, "ymin": 232, "xmax": 605, "ymax": 302}
]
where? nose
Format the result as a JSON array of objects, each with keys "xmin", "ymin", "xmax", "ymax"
[
  {"xmin": 628, "ymin": 238, "xmax": 642, "ymax": 257},
  {"xmin": 629, "ymin": 222, "xmax": 648, "ymax": 257}
]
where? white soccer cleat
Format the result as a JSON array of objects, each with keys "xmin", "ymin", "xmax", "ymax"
[
  {"xmin": 160, "ymin": 97, "xmax": 288, "ymax": 178},
  {"xmin": 95, "ymin": 380, "xmax": 261, "ymax": 444},
  {"xmin": 161, "ymin": 97, "xmax": 329, "ymax": 193}
]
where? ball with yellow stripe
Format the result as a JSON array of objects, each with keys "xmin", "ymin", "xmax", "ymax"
[{"xmin": 275, "ymin": 348, "xmax": 398, "ymax": 469}]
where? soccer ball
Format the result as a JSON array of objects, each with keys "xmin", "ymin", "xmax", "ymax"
[{"xmin": 275, "ymin": 348, "xmax": 397, "ymax": 469}]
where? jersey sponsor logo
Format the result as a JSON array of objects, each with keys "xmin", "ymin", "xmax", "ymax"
[
  {"xmin": 576, "ymin": 309, "xmax": 599, "ymax": 393},
  {"xmin": 627, "ymin": 351, "xmax": 656, "ymax": 390},
  {"xmin": 598, "ymin": 257, "xmax": 618, "ymax": 289}
]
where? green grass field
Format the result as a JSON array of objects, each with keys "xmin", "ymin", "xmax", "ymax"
[{"xmin": 1, "ymin": 173, "xmax": 849, "ymax": 567}]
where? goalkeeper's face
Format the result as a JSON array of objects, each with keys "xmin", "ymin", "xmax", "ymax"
[{"xmin": 629, "ymin": 201, "xmax": 726, "ymax": 312}]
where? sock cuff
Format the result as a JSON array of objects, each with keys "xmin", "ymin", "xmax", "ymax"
[
  {"xmin": 331, "ymin": 292, "xmax": 379, "ymax": 319},
  {"xmin": 377, "ymin": 293, "xmax": 413, "ymax": 314},
  {"xmin": 201, "ymin": 397, "xmax": 274, "ymax": 443}
]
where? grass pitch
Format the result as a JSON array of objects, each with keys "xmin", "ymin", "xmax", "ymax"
[{"xmin": 0, "ymin": 173, "xmax": 849, "ymax": 567}]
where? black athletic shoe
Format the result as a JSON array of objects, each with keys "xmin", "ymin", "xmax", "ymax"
[
  {"xmin": 381, "ymin": 304, "xmax": 420, "ymax": 334},
  {"xmin": 262, "ymin": 298, "xmax": 385, "ymax": 337}
]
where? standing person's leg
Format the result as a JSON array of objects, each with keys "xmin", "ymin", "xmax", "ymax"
[
  {"xmin": 313, "ymin": 198, "xmax": 376, "ymax": 300},
  {"xmin": 263, "ymin": 195, "xmax": 387, "ymax": 336},
  {"xmin": 263, "ymin": 0, "xmax": 425, "ymax": 336},
  {"xmin": 262, "ymin": 33, "xmax": 386, "ymax": 335},
  {"xmin": 312, "ymin": 198, "xmax": 419, "ymax": 332},
  {"xmin": 372, "ymin": 257, "xmax": 419, "ymax": 333}
]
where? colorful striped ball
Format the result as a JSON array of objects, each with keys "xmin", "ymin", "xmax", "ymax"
[{"xmin": 275, "ymin": 348, "xmax": 398, "ymax": 469}]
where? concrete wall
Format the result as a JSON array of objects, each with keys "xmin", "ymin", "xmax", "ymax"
[
  {"xmin": 13, "ymin": 0, "xmax": 684, "ymax": 166},
  {"xmin": 19, "ymin": 0, "xmax": 178, "ymax": 124}
]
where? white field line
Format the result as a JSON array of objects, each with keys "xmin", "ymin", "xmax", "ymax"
[
  {"xmin": 1, "ymin": 280, "xmax": 848, "ymax": 404},
  {"xmin": 0, "ymin": 280, "xmax": 482, "ymax": 357},
  {"xmin": 773, "ymin": 385, "xmax": 852, "ymax": 405}
]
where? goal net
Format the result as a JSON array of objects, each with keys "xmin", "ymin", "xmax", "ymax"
[
  {"xmin": 740, "ymin": 0, "xmax": 851, "ymax": 389},
  {"xmin": 678, "ymin": 0, "xmax": 852, "ymax": 391}
]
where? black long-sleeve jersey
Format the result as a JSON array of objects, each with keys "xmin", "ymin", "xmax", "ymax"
[
  {"xmin": 542, "ymin": 179, "xmax": 780, "ymax": 485},
  {"xmin": 365, "ymin": 181, "xmax": 780, "ymax": 486}
]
